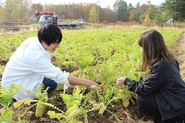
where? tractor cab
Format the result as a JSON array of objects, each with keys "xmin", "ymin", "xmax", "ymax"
[
  {"xmin": 39, "ymin": 15, "xmax": 54, "ymax": 26},
  {"xmin": 35, "ymin": 12, "xmax": 58, "ymax": 27}
]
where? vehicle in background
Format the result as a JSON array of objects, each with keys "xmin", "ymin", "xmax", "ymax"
[
  {"xmin": 166, "ymin": 18, "xmax": 174, "ymax": 24},
  {"xmin": 35, "ymin": 12, "xmax": 83, "ymax": 29},
  {"xmin": 72, "ymin": 19, "xmax": 86, "ymax": 24}
]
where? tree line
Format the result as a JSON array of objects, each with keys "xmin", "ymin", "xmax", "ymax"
[{"xmin": 0, "ymin": 0, "xmax": 184, "ymax": 24}]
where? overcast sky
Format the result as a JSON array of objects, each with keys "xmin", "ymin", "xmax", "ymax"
[{"xmin": 31, "ymin": 0, "xmax": 165, "ymax": 8}]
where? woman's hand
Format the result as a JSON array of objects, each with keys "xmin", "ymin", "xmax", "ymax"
[
  {"xmin": 116, "ymin": 76, "xmax": 126, "ymax": 87},
  {"xmin": 51, "ymin": 54, "xmax": 56, "ymax": 62}
]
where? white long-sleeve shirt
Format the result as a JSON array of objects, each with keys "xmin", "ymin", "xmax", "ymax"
[{"xmin": 2, "ymin": 37, "xmax": 70, "ymax": 100}]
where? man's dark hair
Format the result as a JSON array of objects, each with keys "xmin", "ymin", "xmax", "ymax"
[{"xmin": 38, "ymin": 23, "xmax": 62, "ymax": 46}]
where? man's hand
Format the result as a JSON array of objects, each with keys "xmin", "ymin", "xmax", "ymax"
[
  {"xmin": 68, "ymin": 75, "xmax": 99, "ymax": 87},
  {"xmin": 116, "ymin": 76, "xmax": 126, "ymax": 87},
  {"xmin": 51, "ymin": 54, "xmax": 56, "ymax": 62}
]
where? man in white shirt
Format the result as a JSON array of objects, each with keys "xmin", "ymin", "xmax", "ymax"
[{"xmin": 2, "ymin": 23, "xmax": 99, "ymax": 101}]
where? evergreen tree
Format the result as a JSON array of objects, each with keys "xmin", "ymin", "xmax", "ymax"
[{"xmin": 162, "ymin": 0, "xmax": 185, "ymax": 22}]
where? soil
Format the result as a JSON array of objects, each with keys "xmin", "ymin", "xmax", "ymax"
[
  {"xmin": 171, "ymin": 31, "xmax": 185, "ymax": 81},
  {"xmin": 1, "ymin": 30, "xmax": 185, "ymax": 123}
]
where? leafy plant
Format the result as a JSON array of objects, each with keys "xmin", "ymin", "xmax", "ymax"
[
  {"xmin": 47, "ymin": 86, "xmax": 102, "ymax": 122},
  {"xmin": 0, "ymin": 65, "xmax": 5, "ymax": 75},
  {"xmin": 34, "ymin": 84, "xmax": 49, "ymax": 117},
  {"xmin": 86, "ymin": 84, "xmax": 121, "ymax": 121},
  {"xmin": 77, "ymin": 54, "xmax": 94, "ymax": 78},
  {"xmin": 13, "ymin": 84, "xmax": 49, "ymax": 118},
  {"xmin": 98, "ymin": 63, "xmax": 113, "ymax": 84},
  {"xmin": 0, "ymin": 84, "xmax": 22, "ymax": 108},
  {"xmin": 0, "ymin": 84, "xmax": 22, "ymax": 123}
]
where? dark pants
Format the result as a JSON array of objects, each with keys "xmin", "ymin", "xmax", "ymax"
[
  {"xmin": 42, "ymin": 77, "xmax": 57, "ymax": 93},
  {"xmin": 136, "ymin": 94, "xmax": 185, "ymax": 123},
  {"xmin": 164, "ymin": 115, "xmax": 185, "ymax": 123},
  {"xmin": 136, "ymin": 94, "xmax": 162, "ymax": 120}
]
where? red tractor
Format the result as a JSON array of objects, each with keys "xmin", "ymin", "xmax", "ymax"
[{"xmin": 35, "ymin": 12, "xmax": 53, "ymax": 16}]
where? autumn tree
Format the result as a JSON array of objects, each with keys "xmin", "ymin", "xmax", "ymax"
[
  {"xmin": 79, "ymin": 3, "xmax": 90, "ymax": 21},
  {"xmin": 4, "ymin": 0, "xmax": 31, "ymax": 22},
  {"xmin": 19, "ymin": 0, "xmax": 31, "ymax": 22},
  {"xmin": 1, "ymin": 1, "xmax": 117, "ymax": 23},
  {"xmin": 4, "ymin": 0, "xmax": 18, "ymax": 21},
  {"xmin": 145, "ymin": 5, "xmax": 159, "ymax": 24},
  {"xmin": 144, "ymin": 13, "xmax": 151, "ymax": 26},
  {"xmin": 30, "ymin": 3, "xmax": 43, "ymax": 13},
  {"xmin": 89, "ymin": 4, "xmax": 98, "ymax": 23},
  {"xmin": 160, "ymin": 10, "xmax": 171, "ymax": 22},
  {"xmin": 30, "ymin": 3, "xmax": 43, "ymax": 21},
  {"xmin": 129, "ymin": 9, "xmax": 137, "ymax": 21},
  {"xmin": 0, "ymin": 6, "xmax": 7, "ymax": 23},
  {"xmin": 99, "ymin": 8, "xmax": 115, "ymax": 22}
]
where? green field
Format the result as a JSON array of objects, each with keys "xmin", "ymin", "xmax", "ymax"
[{"xmin": 0, "ymin": 27, "xmax": 183, "ymax": 122}]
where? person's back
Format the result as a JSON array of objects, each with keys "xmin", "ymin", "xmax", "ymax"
[
  {"xmin": 2, "ymin": 37, "xmax": 57, "ymax": 100},
  {"xmin": 151, "ymin": 59, "xmax": 185, "ymax": 120}
]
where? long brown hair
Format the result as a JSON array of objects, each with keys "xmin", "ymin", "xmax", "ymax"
[{"xmin": 138, "ymin": 29, "xmax": 174, "ymax": 71}]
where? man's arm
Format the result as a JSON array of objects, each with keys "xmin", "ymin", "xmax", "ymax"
[{"xmin": 68, "ymin": 75, "xmax": 99, "ymax": 87}]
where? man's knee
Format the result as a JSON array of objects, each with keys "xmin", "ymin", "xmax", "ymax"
[{"xmin": 42, "ymin": 77, "xmax": 58, "ymax": 93}]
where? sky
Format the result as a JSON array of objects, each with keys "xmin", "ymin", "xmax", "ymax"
[{"xmin": 31, "ymin": 0, "xmax": 165, "ymax": 8}]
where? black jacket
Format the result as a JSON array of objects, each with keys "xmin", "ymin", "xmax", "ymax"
[{"xmin": 124, "ymin": 59, "xmax": 185, "ymax": 120}]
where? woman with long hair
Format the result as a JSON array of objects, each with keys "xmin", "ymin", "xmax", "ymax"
[{"xmin": 116, "ymin": 29, "xmax": 185, "ymax": 123}]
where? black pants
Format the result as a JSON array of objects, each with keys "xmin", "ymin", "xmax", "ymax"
[
  {"xmin": 42, "ymin": 77, "xmax": 57, "ymax": 93},
  {"xmin": 136, "ymin": 94, "xmax": 185, "ymax": 123},
  {"xmin": 136, "ymin": 94, "xmax": 162, "ymax": 120},
  {"xmin": 164, "ymin": 115, "xmax": 185, "ymax": 123}
]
